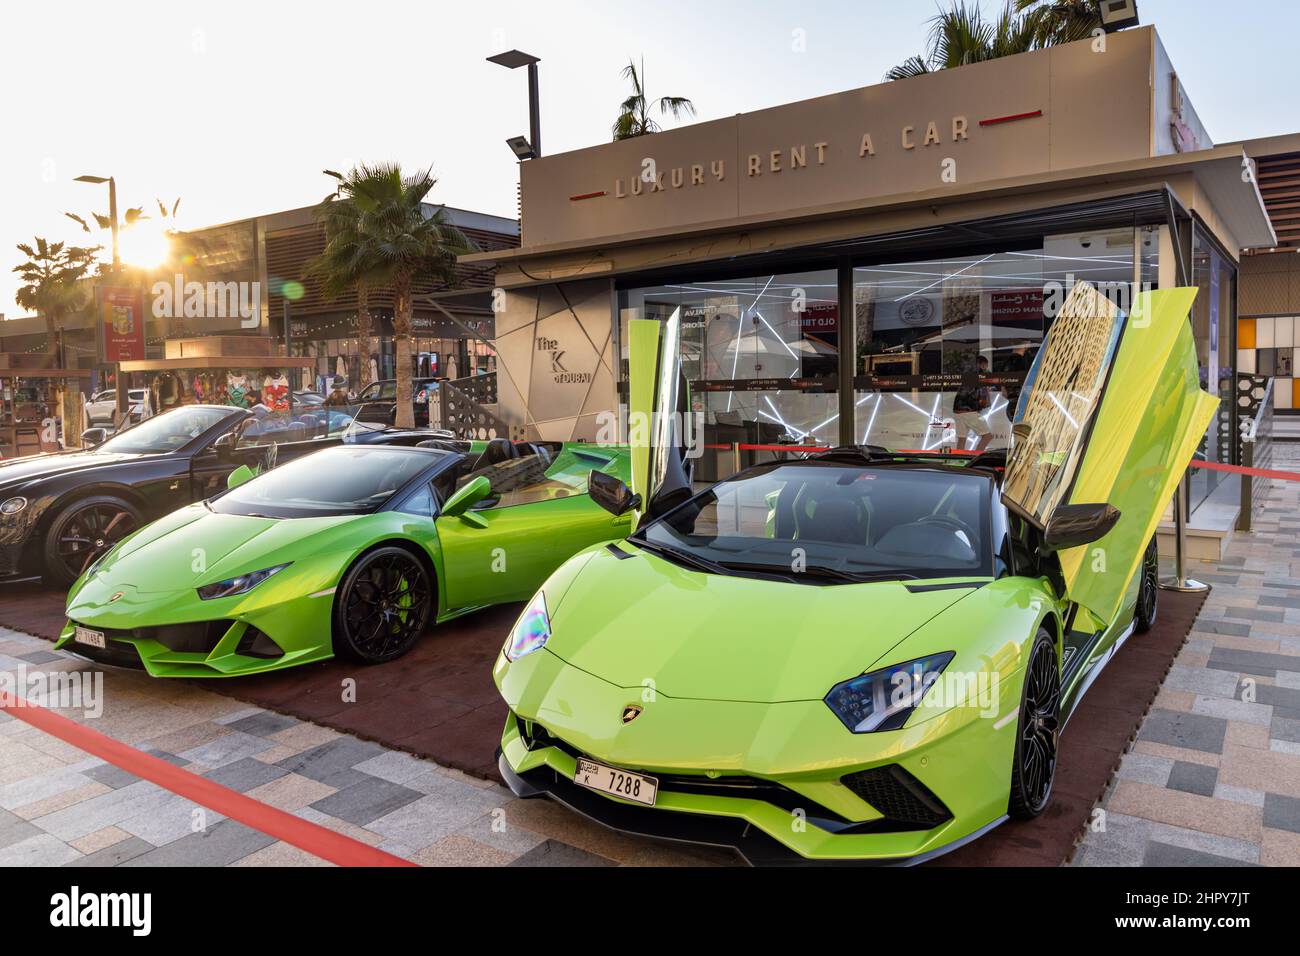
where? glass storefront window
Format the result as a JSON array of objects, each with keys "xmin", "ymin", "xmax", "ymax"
[
  {"xmin": 852, "ymin": 228, "xmax": 1158, "ymax": 453},
  {"xmin": 619, "ymin": 269, "xmax": 839, "ymax": 480},
  {"xmin": 617, "ymin": 227, "xmax": 1164, "ymax": 478},
  {"xmin": 1188, "ymin": 227, "xmax": 1239, "ymax": 513}
]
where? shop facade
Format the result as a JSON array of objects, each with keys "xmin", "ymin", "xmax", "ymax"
[{"xmin": 469, "ymin": 27, "xmax": 1275, "ymax": 511}]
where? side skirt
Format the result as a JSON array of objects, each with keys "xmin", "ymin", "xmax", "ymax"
[{"xmin": 1061, "ymin": 619, "xmax": 1137, "ymax": 728}]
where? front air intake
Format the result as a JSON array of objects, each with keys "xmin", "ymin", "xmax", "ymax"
[{"xmin": 840, "ymin": 765, "xmax": 952, "ymax": 831}]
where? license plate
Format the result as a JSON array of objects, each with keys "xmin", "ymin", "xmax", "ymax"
[
  {"xmin": 73, "ymin": 626, "xmax": 106, "ymax": 649},
  {"xmin": 574, "ymin": 758, "xmax": 657, "ymax": 806}
]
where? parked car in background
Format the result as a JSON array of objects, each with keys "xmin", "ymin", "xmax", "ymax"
[
  {"xmin": 354, "ymin": 377, "xmax": 439, "ymax": 426},
  {"xmin": 84, "ymin": 389, "xmax": 151, "ymax": 426},
  {"xmin": 0, "ymin": 403, "xmax": 452, "ymax": 585}
]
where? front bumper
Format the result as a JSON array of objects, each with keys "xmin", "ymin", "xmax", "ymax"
[
  {"xmin": 57, "ymin": 586, "xmax": 336, "ymax": 678},
  {"xmin": 495, "ymin": 649, "xmax": 1024, "ymax": 865}
]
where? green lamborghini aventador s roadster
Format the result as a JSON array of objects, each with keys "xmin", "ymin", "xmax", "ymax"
[
  {"xmin": 56, "ymin": 438, "xmax": 632, "ymax": 676},
  {"xmin": 494, "ymin": 285, "xmax": 1217, "ymax": 865}
]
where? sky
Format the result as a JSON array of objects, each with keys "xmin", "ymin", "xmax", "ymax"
[{"xmin": 2, "ymin": 0, "xmax": 1297, "ymax": 318}]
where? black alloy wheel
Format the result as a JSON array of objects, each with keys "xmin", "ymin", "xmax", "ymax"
[
  {"xmin": 1008, "ymin": 628, "xmax": 1060, "ymax": 820},
  {"xmin": 44, "ymin": 495, "xmax": 141, "ymax": 586},
  {"xmin": 334, "ymin": 546, "xmax": 433, "ymax": 663},
  {"xmin": 1135, "ymin": 536, "xmax": 1159, "ymax": 633}
]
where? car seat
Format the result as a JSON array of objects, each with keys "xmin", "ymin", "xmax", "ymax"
[{"xmin": 474, "ymin": 437, "xmax": 520, "ymax": 470}]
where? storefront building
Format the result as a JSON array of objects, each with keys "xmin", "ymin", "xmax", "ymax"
[
  {"xmin": 467, "ymin": 26, "xmax": 1277, "ymax": 520},
  {"xmin": 172, "ymin": 203, "xmax": 518, "ymax": 396},
  {"xmin": 1, "ymin": 201, "xmax": 517, "ymax": 437}
]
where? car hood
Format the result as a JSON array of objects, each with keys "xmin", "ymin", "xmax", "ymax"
[
  {"xmin": 0, "ymin": 450, "xmax": 140, "ymax": 488},
  {"xmin": 544, "ymin": 544, "xmax": 979, "ymax": 703},
  {"xmin": 76, "ymin": 503, "xmax": 360, "ymax": 596}
]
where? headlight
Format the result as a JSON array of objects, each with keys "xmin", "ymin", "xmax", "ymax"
[
  {"xmin": 504, "ymin": 591, "xmax": 550, "ymax": 662},
  {"xmin": 825, "ymin": 652, "xmax": 955, "ymax": 733},
  {"xmin": 0, "ymin": 496, "xmax": 27, "ymax": 516},
  {"xmin": 196, "ymin": 563, "xmax": 290, "ymax": 601}
]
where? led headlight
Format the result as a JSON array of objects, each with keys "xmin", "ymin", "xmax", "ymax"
[
  {"xmin": 504, "ymin": 591, "xmax": 550, "ymax": 662},
  {"xmin": 825, "ymin": 651, "xmax": 955, "ymax": 733},
  {"xmin": 196, "ymin": 563, "xmax": 290, "ymax": 601},
  {"xmin": 0, "ymin": 496, "xmax": 27, "ymax": 516}
]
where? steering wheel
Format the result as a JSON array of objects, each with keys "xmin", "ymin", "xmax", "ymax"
[{"xmin": 916, "ymin": 513, "xmax": 977, "ymax": 542}]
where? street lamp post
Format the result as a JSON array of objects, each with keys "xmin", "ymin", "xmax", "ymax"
[
  {"xmin": 487, "ymin": 50, "xmax": 542, "ymax": 159},
  {"xmin": 74, "ymin": 174, "xmax": 119, "ymax": 270},
  {"xmin": 75, "ymin": 174, "xmax": 125, "ymax": 419}
]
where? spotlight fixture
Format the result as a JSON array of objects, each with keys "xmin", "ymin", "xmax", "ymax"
[
  {"xmin": 1094, "ymin": 0, "xmax": 1140, "ymax": 33},
  {"xmin": 506, "ymin": 136, "xmax": 538, "ymax": 161}
]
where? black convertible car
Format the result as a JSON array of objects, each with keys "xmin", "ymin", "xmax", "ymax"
[{"xmin": 0, "ymin": 404, "xmax": 451, "ymax": 585}]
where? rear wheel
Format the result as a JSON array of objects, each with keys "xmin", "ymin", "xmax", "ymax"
[
  {"xmin": 333, "ymin": 546, "xmax": 433, "ymax": 663},
  {"xmin": 1135, "ymin": 536, "xmax": 1159, "ymax": 633},
  {"xmin": 1008, "ymin": 628, "xmax": 1060, "ymax": 820},
  {"xmin": 43, "ymin": 495, "xmax": 141, "ymax": 586}
]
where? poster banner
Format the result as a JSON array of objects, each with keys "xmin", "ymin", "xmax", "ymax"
[{"xmin": 100, "ymin": 287, "xmax": 145, "ymax": 362}]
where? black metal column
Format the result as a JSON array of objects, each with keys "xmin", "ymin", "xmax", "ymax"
[{"xmin": 837, "ymin": 259, "xmax": 855, "ymax": 447}]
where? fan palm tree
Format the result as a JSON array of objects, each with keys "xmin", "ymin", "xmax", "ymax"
[
  {"xmin": 311, "ymin": 163, "xmax": 473, "ymax": 427},
  {"xmin": 612, "ymin": 58, "xmax": 696, "ymax": 140},
  {"xmin": 886, "ymin": 0, "xmax": 1098, "ymax": 81},
  {"xmin": 12, "ymin": 237, "xmax": 100, "ymax": 355},
  {"xmin": 307, "ymin": 168, "xmax": 389, "ymax": 387}
]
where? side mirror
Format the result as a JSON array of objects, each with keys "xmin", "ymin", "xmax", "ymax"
[
  {"xmin": 442, "ymin": 475, "xmax": 492, "ymax": 519},
  {"xmin": 80, "ymin": 427, "xmax": 108, "ymax": 447},
  {"xmin": 226, "ymin": 464, "xmax": 256, "ymax": 490},
  {"xmin": 212, "ymin": 431, "xmax": 239, "ymax": 461},
  {"xmin": 1042, "ymin": 502, "xmax": 1121, "ymax": 552},
  {"xmin": 588, "ymin": 469, "xmax": 641, "ymax": 517}
]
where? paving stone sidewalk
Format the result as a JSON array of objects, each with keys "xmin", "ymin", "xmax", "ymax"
[
  {"xmin": 1075, "ymin": 444, "xmax": 1300, "ymax": 867},
  {"xmin": 0, "ymin": 629, "xmax": 725, "ymax": 867}
]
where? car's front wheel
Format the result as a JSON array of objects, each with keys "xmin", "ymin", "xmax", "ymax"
[
  {"xmin": 43, "ymin": 495, "xmax": 141, "ymax": 587},
  {"xmin": 333, "ymin": 546, "xmax": 433, "ymax": 663},
  {"xmin": 1008, "ymin": 627, "xmax": 1060, "ymax": 820},
  {"xmin": 1135, "ymin": 536, "xmax": 1159, "ymax": 632}
]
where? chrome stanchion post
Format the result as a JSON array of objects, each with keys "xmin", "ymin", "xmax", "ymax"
[
  {"xmin": 731, "ymin": 441, "xmax": 742, "ymax": 478},
  {"xmin": 1160, "ymin": 469, "xmax": 1208, "ymax": 593}
]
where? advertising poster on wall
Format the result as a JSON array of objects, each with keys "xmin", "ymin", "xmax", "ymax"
[{"xmin": 99, "ymin": 286, "xmax": 146, "ymax": 362}]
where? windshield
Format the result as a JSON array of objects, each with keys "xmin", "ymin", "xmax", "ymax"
[
  {"xmin": 211, "ymin": 446, "xmax": 435, "ymax": 517},
  {"xmin": 636, "ymin": 462, "xmax": 992, "ymax": 581},
  {"xmin": 97, "ymin": 407, "xmax": 235, "ymax": 454},
  {"xmin": 233, "ymin": 405, "xmax": 384, "ymax": 446}
]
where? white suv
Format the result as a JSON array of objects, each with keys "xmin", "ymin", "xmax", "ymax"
[{"xmin": 85, "ymin": 388, "xmax": 150, "ymax": 426}]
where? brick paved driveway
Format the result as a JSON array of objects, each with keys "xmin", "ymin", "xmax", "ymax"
[{"xmin": 1076, "ymin": 445, "xmax": 1300, "ymax": 867}]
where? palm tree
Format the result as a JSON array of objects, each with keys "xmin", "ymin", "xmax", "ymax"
[
  {"xmin": 1016, "ymin": 0, "xmax": 1102, "ymax": 46},
  {"xmin": 311, "ymin": 163, "xmax": 473, "ymax": 427},
  {"xmin": 12, "ymin": 238, "xmax": 100, "ymax": 356},
  {"xmin": 307, "ymin": 168, "xmax": 388, "ymax": 388},
  {"xmin": 886, "ymin": 0, "xmax": 1098, "ymax": 81},
  {"xmin": 612, "ymin": 58, "xmax": 696, "ymax": 140}
]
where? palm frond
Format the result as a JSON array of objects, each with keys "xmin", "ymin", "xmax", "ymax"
[
  {"xmin": 886, "ymin": 55, "xmax": 933, "ymax": 81},
  {"xmin": 657, "ymin": 95, "xmax": 695, "ymax": 120}
]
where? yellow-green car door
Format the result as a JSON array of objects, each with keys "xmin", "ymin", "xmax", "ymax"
[
  {"xmin": 1003, "ymin": 285, "xmax": 1218, "ymax": 627},
  {"xmin": 434, "ymin": 447, "xmax": 632, "ymax": 613},
  {"xmin": 627, "ymin": 308, "xmax": 693, "ymax": 524}
]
